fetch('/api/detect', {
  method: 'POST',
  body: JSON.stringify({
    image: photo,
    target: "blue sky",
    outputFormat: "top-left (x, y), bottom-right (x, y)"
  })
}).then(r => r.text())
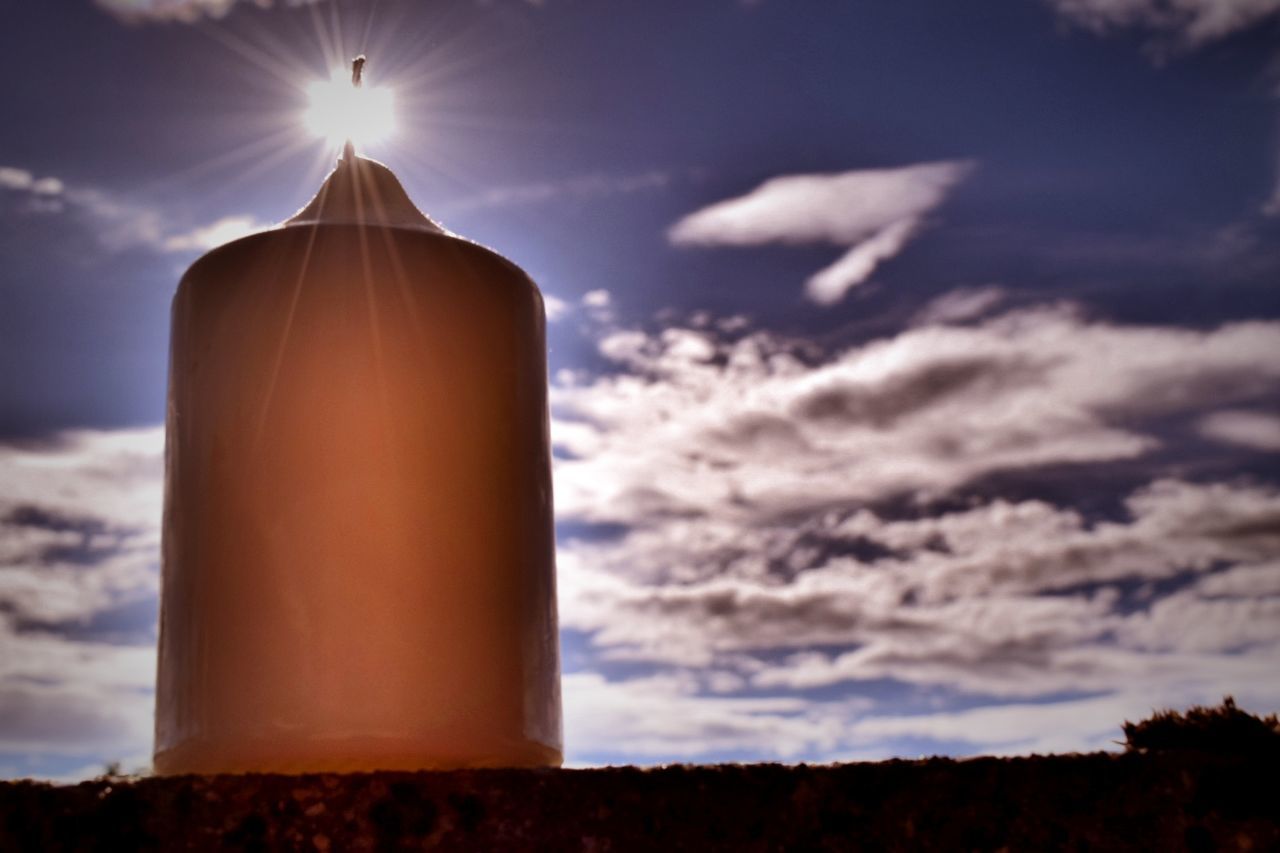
top-left (1, 0), bottom-right (1279, 780)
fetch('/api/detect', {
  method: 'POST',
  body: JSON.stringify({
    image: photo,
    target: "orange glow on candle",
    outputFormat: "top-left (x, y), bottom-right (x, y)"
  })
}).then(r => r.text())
top-left (153, 98), bottom-right (561, 772)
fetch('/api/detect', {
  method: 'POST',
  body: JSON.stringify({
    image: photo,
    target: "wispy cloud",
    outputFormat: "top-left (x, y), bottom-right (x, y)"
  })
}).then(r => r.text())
top-left (446, 171), bottom-right (671, 214)
top-left (0, 164), bottom-right (267, 254)
top-left (912, 285), bottom-right (1007, 326)
top-left (545, 299), bottom-right (1280, 760)
top-left (93, 0), bottom-right (547, 25)
top-left (1198, 409), bottom-right (1280, 451)
top-left (542, 293), bottom-right (571, 322)
top-left (0, 167), bottom-right (64, 197)
top-left (1047, 0), bottom-right (1280, 216)
top-left (162, 215), bottom-right (273, 252)
top-left (1048, 0), bottom-right (1280, 49)
top-left (93, 0), bottom-right (319, 25)
top-left (668, 161), bottom-right (974, 304)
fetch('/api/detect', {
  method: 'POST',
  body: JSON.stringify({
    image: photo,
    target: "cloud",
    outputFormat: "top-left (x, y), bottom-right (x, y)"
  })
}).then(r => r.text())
top-left (554, 462), bottom-right (1280, 757)
top-left (0, 164), bottom-right (266, 254)
top-left (1198, 409), bottom-right (1280, 451)
top-left (93, 0), bottom-right (322, 25)
top-left (546, 300), bottom-right (1280, 760)
top-left (563, 671), bottom-right (862, 761)
top-left (805, 218), bottom-right (921, 305)
top-left (668, 161), bottom-right (974, 304)
top-left (0, 621), bottom-right (155, 759)
top-left (543, 293), bottom-right (570, 322)
top-left (6, 301), bottom-right (1280, 772)
top-left (912, 285), bottom-right (1007, 326)
top-left (553, 302), bottom-right (1280, 525)
top-left (1265, 172), bottom-right (1280, 217)
top-left (1046, 1), bottom-right (1280, 214)
top-left (0, 428), bottom-right (163, 629)
top-left (162, 215), bottom-right (273, 252)
top-left (558, 476), bottom-right (1280, 673)
top-left (0, 168), bottom-right (54, 193)
top-left (447, 171), bottom-right (671, 213)
top-left (1048, 0), bottom-right (1280, 48)
top-left (0, 429), bottom-right (164, 776)
top-left (846, 692), bottom-right (1177, 756)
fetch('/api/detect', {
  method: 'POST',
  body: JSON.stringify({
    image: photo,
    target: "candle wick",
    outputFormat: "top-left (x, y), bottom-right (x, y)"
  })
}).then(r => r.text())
top-left (343, 55), bottom-right (368, 163)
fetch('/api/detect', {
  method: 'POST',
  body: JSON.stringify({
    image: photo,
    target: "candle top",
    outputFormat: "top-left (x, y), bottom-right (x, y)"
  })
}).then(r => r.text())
top-left (285, 154), bottom-right (445, 234)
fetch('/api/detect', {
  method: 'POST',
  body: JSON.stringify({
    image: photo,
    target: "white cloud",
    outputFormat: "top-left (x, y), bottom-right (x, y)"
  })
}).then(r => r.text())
top-left (1198, 409), bottom-right (1280, 451)
top-left (1048, 0), bottom-right (1280, 47)
top-left (0, 168), bottom-right (35, 191)
top-left (542, 293), bottom-right (570, 322)
top-left (668, 161), bottom-right (974, 304)
top-left (0, 167), bottom-right (72, 216)
top-left (162, 215), bottom-right (272, 252)
top-left (31, 177), bottom-right (65, 196)
top-left (668, 162), bottom-right (972, 247)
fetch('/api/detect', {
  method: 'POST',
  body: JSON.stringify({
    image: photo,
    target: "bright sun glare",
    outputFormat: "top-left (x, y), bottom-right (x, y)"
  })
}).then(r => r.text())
top-left (304, 71), bottom-right (396, 150)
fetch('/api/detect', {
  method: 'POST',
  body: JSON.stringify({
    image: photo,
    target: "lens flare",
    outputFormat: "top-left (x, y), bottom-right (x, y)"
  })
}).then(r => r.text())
top-left (304, 72), bottom-right (396, 149)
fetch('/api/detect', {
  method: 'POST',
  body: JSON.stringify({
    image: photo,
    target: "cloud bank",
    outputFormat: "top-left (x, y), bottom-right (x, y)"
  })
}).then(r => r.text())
top-left (668, 161), bottom-right (973, 304)
top-left (4, 297), bottom-right (1280, 774)
top-left (553, 303), bottom-right (1280, 524)
top-left (547, 298), bottom-right (1280, 760)
top-left (0, 430), bottom-right (163, 776)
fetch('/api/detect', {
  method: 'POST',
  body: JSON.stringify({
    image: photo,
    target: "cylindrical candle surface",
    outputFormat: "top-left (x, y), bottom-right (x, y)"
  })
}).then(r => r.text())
top-left (154, 156), bottom-right (561, 774)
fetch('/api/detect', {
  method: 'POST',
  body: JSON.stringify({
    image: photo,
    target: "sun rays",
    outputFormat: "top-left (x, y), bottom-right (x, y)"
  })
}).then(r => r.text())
top-left (129, 0), bottom-right (553, 218)
top-left (304, 70), bottom-right (397, 150)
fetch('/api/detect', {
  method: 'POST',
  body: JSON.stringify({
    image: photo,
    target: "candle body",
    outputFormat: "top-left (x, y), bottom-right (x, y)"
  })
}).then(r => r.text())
top-left (154, 221), bottom-right (561, 774)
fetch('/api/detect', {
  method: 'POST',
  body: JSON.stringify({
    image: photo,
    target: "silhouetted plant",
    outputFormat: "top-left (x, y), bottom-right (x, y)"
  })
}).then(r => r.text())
top-left (1124, 697), bottom-right (1280, 754)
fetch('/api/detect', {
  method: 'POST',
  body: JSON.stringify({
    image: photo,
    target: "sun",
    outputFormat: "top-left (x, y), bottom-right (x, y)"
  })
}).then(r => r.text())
top-left (304, 69), bottom-right (397, 151)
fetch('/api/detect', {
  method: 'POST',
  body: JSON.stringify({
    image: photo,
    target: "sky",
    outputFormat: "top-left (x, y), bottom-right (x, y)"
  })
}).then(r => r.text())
top-left (1, 0), bottom-right (1279, 780)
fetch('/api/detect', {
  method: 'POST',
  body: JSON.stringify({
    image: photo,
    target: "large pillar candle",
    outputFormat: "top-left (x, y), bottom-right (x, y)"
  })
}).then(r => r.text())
top-left (153, 153), bottom-right (562, 774)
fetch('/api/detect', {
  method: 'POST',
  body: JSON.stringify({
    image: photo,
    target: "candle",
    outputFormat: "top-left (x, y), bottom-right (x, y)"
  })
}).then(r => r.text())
top-left (153, 62), bottom-right (562, 774)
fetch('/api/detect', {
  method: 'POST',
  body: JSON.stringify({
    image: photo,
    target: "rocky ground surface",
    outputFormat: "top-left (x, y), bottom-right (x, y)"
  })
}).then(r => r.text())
top-left (1, 751), bottom-right (1277, 851)
top-left (2, 702), bottom-right (1277, 850)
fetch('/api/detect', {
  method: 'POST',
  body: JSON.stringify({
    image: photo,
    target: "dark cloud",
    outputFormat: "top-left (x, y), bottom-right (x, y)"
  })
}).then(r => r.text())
top-left (788, 356), bottom-right (1041, 430)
